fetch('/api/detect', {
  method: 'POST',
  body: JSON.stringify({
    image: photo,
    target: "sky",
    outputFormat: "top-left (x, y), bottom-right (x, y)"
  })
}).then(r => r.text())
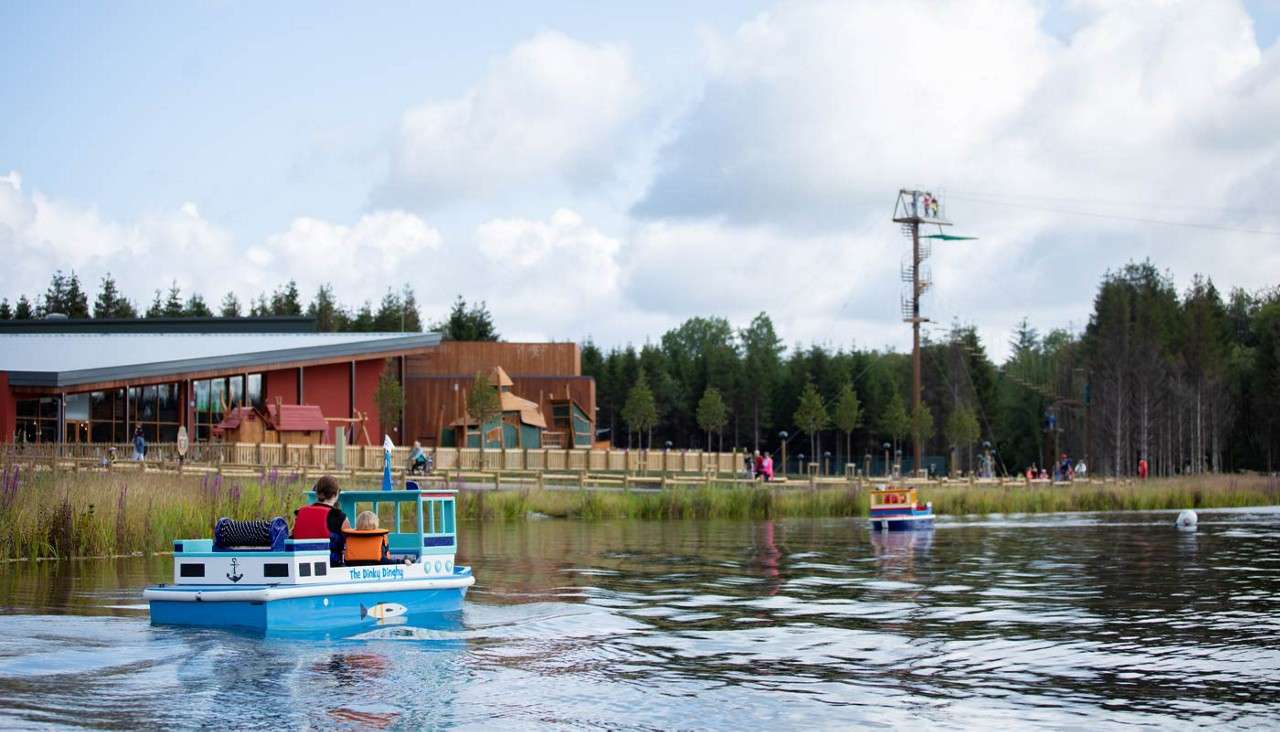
top-left (2, 0), bottom-right (1280, 362)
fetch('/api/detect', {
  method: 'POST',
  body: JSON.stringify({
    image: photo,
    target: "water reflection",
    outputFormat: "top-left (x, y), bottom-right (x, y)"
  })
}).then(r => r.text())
top-left (1, 508), bottom-right (1278, 728)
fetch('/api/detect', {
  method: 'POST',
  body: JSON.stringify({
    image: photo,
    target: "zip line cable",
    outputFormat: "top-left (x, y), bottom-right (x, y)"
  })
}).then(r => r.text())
top-left (948, 192), bottom-right (1280, 237)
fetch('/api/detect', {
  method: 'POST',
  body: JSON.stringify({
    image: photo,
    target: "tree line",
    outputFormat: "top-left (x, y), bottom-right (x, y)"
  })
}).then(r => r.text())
top-left (586, 261), bottom-right (1280, 477)
top-left (0, 270), bottom-right (499, 340)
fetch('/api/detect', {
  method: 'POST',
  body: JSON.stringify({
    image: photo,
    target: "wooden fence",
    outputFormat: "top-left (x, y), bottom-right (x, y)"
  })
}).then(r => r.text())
top-left (1, 442), bottom-right (747, 475)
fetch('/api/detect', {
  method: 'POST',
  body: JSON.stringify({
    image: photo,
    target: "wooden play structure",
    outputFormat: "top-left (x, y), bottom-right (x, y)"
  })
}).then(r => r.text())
top-left (214, 397), bottom-right (332, 446)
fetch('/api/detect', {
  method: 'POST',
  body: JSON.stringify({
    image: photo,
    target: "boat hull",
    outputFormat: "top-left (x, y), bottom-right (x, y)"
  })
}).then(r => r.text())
top-left (146, 569), bottom-right (474, 636)
top-left (869, 511), bottom-right (935, 532)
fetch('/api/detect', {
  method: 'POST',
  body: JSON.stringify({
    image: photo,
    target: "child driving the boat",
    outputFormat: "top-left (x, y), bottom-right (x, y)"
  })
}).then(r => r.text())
top-left (292, 475), bottom-right (350, 566)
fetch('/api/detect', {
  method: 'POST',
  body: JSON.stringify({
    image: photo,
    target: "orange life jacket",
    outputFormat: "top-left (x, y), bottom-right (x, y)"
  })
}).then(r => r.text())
top-left (343, 528), bottom-right (390, 563)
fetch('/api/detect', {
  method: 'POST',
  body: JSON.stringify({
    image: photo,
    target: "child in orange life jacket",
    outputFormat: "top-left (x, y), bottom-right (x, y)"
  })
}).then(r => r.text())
top-left (343, 511), bottom-right (391, 566)
top-left (292, 475), bottom-right (351, 566)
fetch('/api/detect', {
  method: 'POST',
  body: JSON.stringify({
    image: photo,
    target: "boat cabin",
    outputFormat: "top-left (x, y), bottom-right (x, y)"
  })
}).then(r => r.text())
top-left (869, 486), bottom-right (927, 511)
top-left (165, 484), bottom-right (460, 587)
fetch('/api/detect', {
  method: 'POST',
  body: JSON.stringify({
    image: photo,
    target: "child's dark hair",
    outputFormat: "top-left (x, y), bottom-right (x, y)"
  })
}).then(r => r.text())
top-left (314, 475), bottom-right (340, 501)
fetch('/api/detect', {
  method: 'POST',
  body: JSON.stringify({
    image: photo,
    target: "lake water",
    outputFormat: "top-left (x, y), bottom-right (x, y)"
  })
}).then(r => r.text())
top-left (2, 508), bottom-right (1278, 729)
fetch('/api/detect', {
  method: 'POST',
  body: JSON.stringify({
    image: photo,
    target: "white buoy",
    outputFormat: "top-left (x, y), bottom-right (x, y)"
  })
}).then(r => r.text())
top-left (1175, 509), bottom-right (1198, 530)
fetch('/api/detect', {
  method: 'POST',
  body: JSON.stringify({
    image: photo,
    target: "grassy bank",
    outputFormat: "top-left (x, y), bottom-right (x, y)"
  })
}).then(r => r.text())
top-left (462, 475), bottom-right (1279, 521)
top-left (1, 463), bottom-right (1275, 560)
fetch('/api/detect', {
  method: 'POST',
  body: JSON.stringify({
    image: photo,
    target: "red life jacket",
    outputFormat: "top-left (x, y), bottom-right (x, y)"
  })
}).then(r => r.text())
top-left (293, 504), bottom-right (332, 539)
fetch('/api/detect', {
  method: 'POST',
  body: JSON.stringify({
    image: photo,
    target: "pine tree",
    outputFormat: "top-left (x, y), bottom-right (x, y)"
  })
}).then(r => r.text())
top-left (0, 299), bottom-right (11, 320)
top-left (94, 273), bottom-right (136, 318)
top-left (351, 301), bottom-right (375, 332)
top-left (184, 293), bottom-right (212, 317)
top-left (14, 295), bottom-right (33, 319)
top-left (249, 293), bottom-right (271, 317)
top-left (63, 271), bottom-right (89, 317)
top-left (696, 387), bottom-right (729, 451)
top-left (145, 290), bottom-right (165, 318)
top-left (219, 292), bottom-right (242, 318)
top-left (434, 296), bottom-right (498, 341)
top-left (740, 312), bottom-right (784, 449)
top-left (373, 289), bottom-right (404, 331)
top-left (270, 281), bottom-right (302, 316)
top-left (162, 281), bottom-right (184, 317)
top-left (622, 368), bottom-right (659, 449)
top-left (307, 284), bottom-right (340, 331)
top-left (40, 270), bottom-right (68, 317)
top-left (793, 381), bottom-right (829, 461)
top-left (833, 383), bottom-right (862, 468)
top-left (400, 284), bottom-right (422, 332)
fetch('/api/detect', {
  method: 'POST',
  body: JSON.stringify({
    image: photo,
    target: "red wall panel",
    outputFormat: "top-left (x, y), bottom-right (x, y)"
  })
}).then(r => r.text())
top-left (354, 358), bottom-right (388, 446)
top-left (264, 368), bottom-right (298, 407)
top-left (0, 373), bottom-right (15, 444)
top-left (302, 362), bottom-right (350, 444)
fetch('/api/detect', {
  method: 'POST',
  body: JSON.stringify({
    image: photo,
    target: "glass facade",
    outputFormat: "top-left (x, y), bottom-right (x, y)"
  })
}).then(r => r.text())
top-left (11, 371), bottom-right (263, 444)
top-left (15, 397), bottom-right (59, 444)
top-left (192, 372), bottom-right (263, 442)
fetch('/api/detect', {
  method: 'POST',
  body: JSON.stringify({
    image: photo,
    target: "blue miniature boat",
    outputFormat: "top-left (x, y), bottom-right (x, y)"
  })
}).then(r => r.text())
top-left (145, 485), bottom-right (474, 636)
top-left (868, 485), bottom-right (934, 531)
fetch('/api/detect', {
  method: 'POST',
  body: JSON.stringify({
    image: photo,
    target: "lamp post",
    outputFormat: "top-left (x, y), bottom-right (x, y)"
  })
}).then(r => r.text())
top-left (778, 431), bottom-right (788, 477)
top-left (798, 453), bottom-right (805, 476)
top-left (895, 448), bottom-right (903, 479)
top-left (882, 442), bottom-right (891, 478)
top-left (823, 451), bottom-right (831, 476)
top-left (665, 440), bottom-right (673, 477)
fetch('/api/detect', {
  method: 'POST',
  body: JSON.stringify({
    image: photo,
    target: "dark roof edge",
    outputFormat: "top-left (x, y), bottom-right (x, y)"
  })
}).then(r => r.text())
top-left (7, 333), bottom-right (442, 388)
top-left (0, 316), bottom-right (318, 334)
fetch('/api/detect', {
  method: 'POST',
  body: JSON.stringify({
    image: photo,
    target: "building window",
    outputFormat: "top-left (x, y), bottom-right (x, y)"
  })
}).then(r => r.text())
top-left (191, 373), bottom-right (262, 442)
top-left (14, 396), bottom-right (59, 443)
top-left (247, 373), bottom-right (263, 410)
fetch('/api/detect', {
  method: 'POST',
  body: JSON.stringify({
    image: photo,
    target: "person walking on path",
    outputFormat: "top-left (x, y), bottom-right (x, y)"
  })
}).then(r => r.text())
top-left (1138, 457), bottom-right (1149, 480)
top-left (132, 427), bottom-right (146, 461)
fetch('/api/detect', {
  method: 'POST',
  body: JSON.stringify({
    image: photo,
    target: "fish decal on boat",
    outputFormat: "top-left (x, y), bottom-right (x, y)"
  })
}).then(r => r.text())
top-left (360, 602), bottom-right (408, 621)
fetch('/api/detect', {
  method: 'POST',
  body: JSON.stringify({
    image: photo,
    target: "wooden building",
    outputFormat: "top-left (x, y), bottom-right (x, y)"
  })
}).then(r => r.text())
top-left (404, 342), bottom-right (595, 449)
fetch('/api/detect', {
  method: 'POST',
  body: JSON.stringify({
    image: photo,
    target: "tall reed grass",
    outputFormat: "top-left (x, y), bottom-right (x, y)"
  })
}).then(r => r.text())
top-left (1, 462), bottom-right (1275, 560)
top-left (0, 464), bottom-right (307, 561)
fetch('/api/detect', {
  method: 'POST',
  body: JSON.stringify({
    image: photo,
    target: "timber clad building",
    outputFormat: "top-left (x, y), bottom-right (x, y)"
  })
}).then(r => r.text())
top-left (0, 318), bottom-right (594, 449)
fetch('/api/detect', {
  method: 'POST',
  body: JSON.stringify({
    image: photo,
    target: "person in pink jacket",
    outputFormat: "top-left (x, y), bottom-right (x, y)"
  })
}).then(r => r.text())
top-left (761, 454), bottom-right (774, 481)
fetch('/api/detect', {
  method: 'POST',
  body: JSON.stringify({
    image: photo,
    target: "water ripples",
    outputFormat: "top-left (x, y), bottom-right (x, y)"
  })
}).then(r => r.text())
top-left (1, 507), bottom-right (1278, 728)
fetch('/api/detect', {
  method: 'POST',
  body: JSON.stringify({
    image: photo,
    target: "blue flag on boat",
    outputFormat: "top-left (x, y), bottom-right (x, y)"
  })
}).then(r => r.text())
top-left (382, 434), bottom-right (394, 491)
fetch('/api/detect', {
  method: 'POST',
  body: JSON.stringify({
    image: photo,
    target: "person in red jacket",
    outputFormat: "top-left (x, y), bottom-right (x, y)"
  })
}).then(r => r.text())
top-left (1137, 458), bottom-right (1149, 480)
top-left (293, 475), bottom-right (351, 565)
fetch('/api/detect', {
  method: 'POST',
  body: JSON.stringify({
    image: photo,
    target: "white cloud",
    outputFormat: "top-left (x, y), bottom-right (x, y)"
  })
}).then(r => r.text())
top-left (630, 0), bottom-right (1280, 358)
top-left (378, 31), bottom-right (643, 206)
top-left (0, 175), bottom-right (240, 309)
top-left (255, 211), bottom-right (442, 304)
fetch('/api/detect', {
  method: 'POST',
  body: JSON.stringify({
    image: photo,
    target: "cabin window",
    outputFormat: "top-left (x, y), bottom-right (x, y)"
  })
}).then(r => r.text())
top-left (377, 502), bottom-right (396, 531)
top-left (263, 563), bottom-right (289, 578)
top-left (399, 501), bottom-right (419, 534)
top-left (424, 499), bottom-right (456, 536)
top-left (180, 563), bottom-right (205, 577)
top-left (299, 562), bottom-right (311, 577)
top-left (314, 562), bottom-right (327, 576)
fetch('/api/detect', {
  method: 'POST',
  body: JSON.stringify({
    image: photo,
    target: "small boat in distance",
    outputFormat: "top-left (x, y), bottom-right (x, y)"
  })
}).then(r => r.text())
top-left (868, 485), bottom-right (934, 531)
top-left (144, 484), bottom-right (474, 636)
